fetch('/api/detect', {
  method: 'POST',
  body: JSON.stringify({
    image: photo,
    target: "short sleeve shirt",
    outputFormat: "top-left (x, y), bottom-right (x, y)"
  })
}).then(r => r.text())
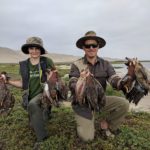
top-left (28, 57), bottom-right (54, 100)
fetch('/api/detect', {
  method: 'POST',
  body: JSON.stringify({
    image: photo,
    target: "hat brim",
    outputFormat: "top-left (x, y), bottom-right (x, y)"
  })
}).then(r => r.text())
top-left (21, 44), bottom-right (46, 55)
top-left (76, 36), bottom-right (106, 49)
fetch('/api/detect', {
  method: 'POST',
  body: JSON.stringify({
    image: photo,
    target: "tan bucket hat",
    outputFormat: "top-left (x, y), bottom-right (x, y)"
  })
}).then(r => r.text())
top-left (21, 37), bottom-right (46, 55)
top-left (76, 31), bottom-right (106, 49)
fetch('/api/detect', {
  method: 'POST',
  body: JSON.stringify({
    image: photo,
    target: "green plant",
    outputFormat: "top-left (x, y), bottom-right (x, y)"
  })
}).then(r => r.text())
top-left (0, 64), bottom-right (150, 150)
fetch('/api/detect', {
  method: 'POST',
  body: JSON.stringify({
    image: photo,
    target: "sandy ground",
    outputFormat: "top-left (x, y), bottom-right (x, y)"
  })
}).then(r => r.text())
top-left (62, 94), bottom-right (150, 113)
top-left (129, 94), bottom-right (150, 112)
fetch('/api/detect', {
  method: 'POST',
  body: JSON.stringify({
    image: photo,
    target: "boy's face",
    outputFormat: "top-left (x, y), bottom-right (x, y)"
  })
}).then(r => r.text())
top-left (28, 47), bottom-right (41, 58)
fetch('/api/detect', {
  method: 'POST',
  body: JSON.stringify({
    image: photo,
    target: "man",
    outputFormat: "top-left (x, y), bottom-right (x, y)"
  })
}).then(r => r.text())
top-left (1, 37), bottom-right (55, 143)
top-left (69, 31), bottom-right (130, 141)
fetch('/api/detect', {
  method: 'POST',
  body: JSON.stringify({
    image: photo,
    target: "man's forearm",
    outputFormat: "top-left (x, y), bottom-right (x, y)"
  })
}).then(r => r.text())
top-left (108, 74), bottom-right (122, 90)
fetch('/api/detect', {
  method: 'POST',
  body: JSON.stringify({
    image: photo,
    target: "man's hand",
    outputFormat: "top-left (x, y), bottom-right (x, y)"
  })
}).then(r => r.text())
top-left (119, 75), bottom-right (133, 93)
top-left (80, 69), bottom-right (93, 78)
top-left (46, 69), bottom-right (58, 83)
top-left (125, 57), bottom-right (137, 79)
top-left (118, 57), bottom-right (138, 93)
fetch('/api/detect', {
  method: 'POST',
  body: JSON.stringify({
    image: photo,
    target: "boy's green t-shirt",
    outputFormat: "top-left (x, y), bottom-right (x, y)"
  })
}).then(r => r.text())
top-left (28, 57), bottom-right (54, 100)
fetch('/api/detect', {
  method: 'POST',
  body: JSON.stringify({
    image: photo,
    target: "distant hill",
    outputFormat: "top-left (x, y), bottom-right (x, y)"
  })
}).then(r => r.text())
top-left (0, 47), bottom-right (122, 64)
top-left (0, 47), bottom-right (80, 64)
top-left (0, 47), bottom-right (24, 63)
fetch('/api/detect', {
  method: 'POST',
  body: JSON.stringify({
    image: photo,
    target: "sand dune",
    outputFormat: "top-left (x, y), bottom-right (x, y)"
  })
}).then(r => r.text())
top-left (0, 47), bottom-right (26, 63)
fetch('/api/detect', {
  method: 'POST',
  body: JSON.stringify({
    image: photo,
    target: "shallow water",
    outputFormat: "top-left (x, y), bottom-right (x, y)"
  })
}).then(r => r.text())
top-left (141, 62), bottom-right (150, 69)
top-left (114, 62), bottom-right (150, 77)
top-left (113, 62), bottom-right (150, 69)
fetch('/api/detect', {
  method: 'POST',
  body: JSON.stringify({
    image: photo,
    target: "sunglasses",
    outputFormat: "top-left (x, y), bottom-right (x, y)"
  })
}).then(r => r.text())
top-left (84, 44), bottom-right (98, 49)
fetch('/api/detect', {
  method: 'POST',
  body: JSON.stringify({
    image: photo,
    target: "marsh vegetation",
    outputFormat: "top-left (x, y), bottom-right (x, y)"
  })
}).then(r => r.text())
top-left (0, 64), bottom-right (150, 150)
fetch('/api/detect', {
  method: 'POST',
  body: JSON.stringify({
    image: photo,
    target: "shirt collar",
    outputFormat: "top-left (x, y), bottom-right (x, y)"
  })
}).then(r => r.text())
top-left (83, 55), bottom-right (101, 64)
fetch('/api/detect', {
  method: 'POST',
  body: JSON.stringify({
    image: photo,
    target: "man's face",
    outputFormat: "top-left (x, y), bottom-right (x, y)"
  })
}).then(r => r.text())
top-left (28, 47), bottom-right (41, 58)
top-left (83, 40), bottom-right (99, 58)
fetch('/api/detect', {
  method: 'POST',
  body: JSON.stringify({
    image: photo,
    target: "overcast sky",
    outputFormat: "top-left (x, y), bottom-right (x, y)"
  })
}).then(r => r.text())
top-left (0, 0), bottom-right (150, 60)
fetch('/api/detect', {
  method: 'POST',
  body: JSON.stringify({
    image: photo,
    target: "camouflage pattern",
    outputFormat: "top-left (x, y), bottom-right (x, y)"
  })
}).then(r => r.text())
top-left (26, 37), bottom-right (43, 46)
top-left (0, 72), bottom-right (15, 116)
top-left (21, 36), bottom-right (46, 54)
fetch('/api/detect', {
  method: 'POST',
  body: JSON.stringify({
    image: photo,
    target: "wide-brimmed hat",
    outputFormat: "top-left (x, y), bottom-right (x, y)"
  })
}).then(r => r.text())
top-left (21, 37), bottom-right (46, 55)
top-left (76, 31), bottom-right (106, 49)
